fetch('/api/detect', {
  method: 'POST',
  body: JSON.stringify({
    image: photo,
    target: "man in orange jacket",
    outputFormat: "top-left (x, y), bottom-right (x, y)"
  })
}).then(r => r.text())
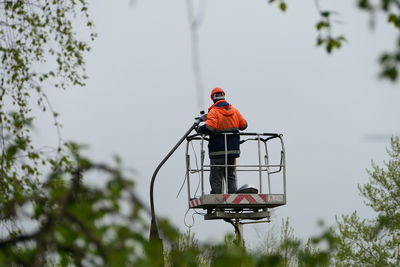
top-left (197, 87), bottom-right (248, 194)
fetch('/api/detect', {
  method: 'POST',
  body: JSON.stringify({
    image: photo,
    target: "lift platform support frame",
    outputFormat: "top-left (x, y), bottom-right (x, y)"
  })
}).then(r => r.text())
top-left (185, 132), bottom-right (286, 245)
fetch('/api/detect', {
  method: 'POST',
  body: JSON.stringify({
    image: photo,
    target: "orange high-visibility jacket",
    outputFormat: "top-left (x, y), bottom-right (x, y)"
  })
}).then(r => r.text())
top-left (197, 100), bottom-right (247, 158)
top-left (205, 100), bottom-right (247, 132)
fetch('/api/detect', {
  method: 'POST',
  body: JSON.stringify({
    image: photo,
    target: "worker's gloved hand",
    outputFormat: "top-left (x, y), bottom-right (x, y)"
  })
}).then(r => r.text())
top-left (200, 113), bottom-right (207, 122)
top-left (199, 110), bottom-right (207, 122)
top-left (195, 110), bottom-right (207, 123)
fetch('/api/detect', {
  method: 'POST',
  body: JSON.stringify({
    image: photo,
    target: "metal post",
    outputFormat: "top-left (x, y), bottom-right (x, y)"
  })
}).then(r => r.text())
top-left (224, 133), bottom-right (228, 194)
top-left (280, 135), bottom-right (287, 199)
top-left (265, 142), bottom-right (272, 194)
top-left (257, 135), bottom-right (262, 193)
top-left (200, 135), bottom-right (205, 196)
top-left (224, 219), bottom-right (245, 248)
top-left (235, 220), bottom-right (244, 248)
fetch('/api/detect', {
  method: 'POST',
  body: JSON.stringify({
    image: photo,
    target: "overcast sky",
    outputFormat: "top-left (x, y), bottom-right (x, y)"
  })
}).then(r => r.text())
top-left (35, 0), bottom-right (400, 248)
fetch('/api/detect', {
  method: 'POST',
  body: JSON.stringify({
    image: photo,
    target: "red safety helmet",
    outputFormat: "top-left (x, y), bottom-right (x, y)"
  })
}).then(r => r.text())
top-left (210, 87), bottom-right (225, 101)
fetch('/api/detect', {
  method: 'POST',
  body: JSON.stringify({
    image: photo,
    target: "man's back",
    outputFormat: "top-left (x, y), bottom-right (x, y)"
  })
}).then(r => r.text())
top-left (197, 97), bottom-right (247, 159)
top-left (205, 100), bottom-right (247, 132)
top-left (196, 87), bottom-right (248, 193)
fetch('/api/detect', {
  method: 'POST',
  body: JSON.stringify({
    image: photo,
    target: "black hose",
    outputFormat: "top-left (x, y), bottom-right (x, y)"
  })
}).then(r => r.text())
top-left (149, 119), bottom-right (201, 243)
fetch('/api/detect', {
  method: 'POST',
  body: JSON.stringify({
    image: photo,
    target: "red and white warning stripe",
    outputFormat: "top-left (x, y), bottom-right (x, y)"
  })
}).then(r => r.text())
top-left (189, 198), bottom-right (202, 208)
top-left (223, 194), bottom-right (267, 204)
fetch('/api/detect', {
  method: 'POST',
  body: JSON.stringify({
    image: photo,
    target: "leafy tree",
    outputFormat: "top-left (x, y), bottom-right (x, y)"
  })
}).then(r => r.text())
top-left (0, 1), bottom-right (156, 265)
top-left (0, 0), bottom-right (95, 238)
top-left (0, 144), bottom-right (151, 266)
top-left (336, 136), bottom-right (400, 266)
top-left (253, 218), bottom-right (339, 267)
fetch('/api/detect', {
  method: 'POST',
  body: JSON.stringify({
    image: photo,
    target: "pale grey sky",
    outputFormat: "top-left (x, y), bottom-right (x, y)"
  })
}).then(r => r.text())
top-left (36, 0), bottom-right (400, 247)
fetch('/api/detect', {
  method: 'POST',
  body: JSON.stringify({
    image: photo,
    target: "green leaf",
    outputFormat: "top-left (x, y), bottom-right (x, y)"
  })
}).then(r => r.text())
top-left (279, 2), bottom-right (287, 12)
top-left (6, 145), bottom-right (18, 160)
top-left (388, 14), bottom-right (400, 29)
top-left (358, 0), bottom-right (371, 9)
top-left (316, 21), bottom-right (330, 30)
top-left (379, 53), bottom-right (390, 64)
top-left (78, 157), bottom-right (92, 169)
top-left (326, 42), bottom-right (333, 53)
top-left (321, 11), bottom-right (330, 18)
top-left (381, 67), bottom-right (398, 81)
top-left (316, 37), bottom-right (325, 46)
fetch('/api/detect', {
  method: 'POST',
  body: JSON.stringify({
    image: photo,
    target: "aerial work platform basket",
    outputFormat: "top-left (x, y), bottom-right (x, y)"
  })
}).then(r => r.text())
top-left (185, 132), bottom-right (286, 221)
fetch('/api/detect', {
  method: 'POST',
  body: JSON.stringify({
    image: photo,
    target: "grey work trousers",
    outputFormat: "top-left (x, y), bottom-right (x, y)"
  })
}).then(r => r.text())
top-left (209, 158), bottom-right (237, 194)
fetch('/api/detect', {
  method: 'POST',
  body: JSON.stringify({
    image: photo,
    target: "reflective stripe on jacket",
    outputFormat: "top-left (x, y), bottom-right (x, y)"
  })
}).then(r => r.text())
top-left (197, 100), bottom-right (247, 159)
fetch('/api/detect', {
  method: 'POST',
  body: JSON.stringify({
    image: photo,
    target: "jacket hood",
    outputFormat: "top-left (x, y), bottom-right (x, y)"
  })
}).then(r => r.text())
top-left (209, 100), bottom-right (234, 116)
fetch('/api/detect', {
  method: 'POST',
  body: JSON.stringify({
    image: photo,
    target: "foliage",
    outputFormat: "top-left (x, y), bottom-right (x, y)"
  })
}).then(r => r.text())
top-left (252, 218), bottom-right (339, 267)
top-left (315, 10), bottom-right (346, 54)
top-left (0, 0), bottom-right (95, 239)
top-left (321, 0), bottom-right (400, 81)
top-left (0, 143), bottom-right (171, 266)
top-left (336, 136), bottom-right (400, 266)
top-left (268, 0), bottom-right (287, 13)
top-left (356, 0), bottom-right (400, 81)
